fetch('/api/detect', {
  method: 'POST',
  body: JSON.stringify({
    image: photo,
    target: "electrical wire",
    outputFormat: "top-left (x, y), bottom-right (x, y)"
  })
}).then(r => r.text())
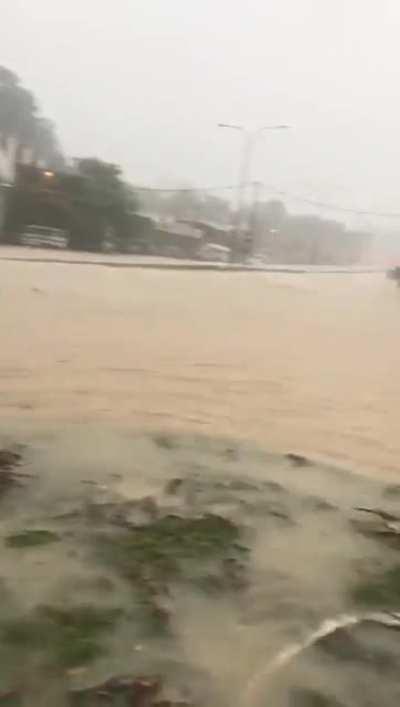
top-left (132, 182), bottom-right (400, 219)
top-left (262, 185), bottom-right (400, 219)
top-left (132, 184), bottom-right (239, 193)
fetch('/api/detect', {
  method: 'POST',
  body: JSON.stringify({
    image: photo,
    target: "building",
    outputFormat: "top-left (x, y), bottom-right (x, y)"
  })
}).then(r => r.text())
top-left (258, 215), bottom-right (372, 266)
top-left (0, 186), bottom-right (7, 237)
top-left (0, 134), bottom-right (56, 240)
top-left (150, 221), bottom-right (204, 259)
top-left (177, 219), bottom-right (233, 248)
top-left (0, 135), bottom-right (17, 238)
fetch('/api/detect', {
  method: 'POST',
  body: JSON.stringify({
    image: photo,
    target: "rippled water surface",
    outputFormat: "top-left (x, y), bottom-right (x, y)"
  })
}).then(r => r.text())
top-left (1, 258), bottom-right (399, 475)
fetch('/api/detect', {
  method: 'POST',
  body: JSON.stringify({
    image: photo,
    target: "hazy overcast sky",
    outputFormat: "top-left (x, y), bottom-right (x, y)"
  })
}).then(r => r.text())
top-left (3, 0), bottom-right (400, 227)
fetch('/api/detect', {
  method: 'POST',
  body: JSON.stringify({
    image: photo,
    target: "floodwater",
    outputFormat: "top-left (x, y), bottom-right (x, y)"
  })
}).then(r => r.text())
top-left (1, 255), bottom-right (399, 476)
top-left (1, 254), bottom-right (400, 705)
top-left (0, 427), bottom-right (399, 706)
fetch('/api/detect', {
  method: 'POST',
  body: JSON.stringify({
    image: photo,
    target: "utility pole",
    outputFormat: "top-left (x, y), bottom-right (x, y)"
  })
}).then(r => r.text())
top-left (218, 123), bottom-right (290, 262)
top-left (249, 180), bottom-right (263, 258)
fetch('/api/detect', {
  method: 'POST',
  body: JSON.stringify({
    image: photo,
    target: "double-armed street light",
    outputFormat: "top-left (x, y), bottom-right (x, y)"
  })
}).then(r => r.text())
top-left (218, 123), bottom-right (290, 260)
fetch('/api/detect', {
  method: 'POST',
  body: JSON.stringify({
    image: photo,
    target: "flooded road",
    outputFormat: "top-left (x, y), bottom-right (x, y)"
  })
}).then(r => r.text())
top-left (1, 256), bottom-right (399, 476)
top-left (1, 255), bottom-right (400, 705)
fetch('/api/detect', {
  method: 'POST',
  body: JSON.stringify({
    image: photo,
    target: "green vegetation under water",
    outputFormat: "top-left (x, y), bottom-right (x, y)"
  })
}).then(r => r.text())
top-left (1, 439), bottom-right (400, 706)
top-left (0, 605), bottom-right (122, 670)
top-left (351, 565), bottom-right (400, 608)
top-left (5, 529), bottom-right (60, 548)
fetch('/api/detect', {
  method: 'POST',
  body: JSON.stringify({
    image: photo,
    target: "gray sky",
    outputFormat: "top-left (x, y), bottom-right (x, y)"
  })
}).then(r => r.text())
top-left (3, 0), bottom-right (400, 227)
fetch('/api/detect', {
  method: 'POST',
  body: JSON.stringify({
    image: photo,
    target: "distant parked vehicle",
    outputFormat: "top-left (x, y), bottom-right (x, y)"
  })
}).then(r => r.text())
top-left (246, 255), bottom-right (266, 267)
top-left (19, 225), bottom-right (68, 250)
top-left (198, 243), bottom-right (230, 263)
top-left (387, 266), bottom-right (400, 286)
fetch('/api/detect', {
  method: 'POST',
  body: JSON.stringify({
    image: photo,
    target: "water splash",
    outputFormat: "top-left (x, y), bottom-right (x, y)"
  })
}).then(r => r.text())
top-left (241, 611), bottom-right (400, 706)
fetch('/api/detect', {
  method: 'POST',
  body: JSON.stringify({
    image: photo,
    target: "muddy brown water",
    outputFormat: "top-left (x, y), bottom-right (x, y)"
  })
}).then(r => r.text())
top-left (0, 429), bottom-right (399, 707)
top-left (1, 258), bottom-right (400, 704)
top-left (1, 259), bottom-right (400, 476)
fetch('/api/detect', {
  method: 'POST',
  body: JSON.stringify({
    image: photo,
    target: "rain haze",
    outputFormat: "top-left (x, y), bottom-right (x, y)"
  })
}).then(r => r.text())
top-left (2, 0), bottom-right (400, 219)
top-left (2, 3), bottom-right (400, 707)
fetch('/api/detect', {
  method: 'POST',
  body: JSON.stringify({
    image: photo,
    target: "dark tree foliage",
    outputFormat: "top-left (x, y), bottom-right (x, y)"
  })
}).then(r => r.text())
top-left (5, 160), bottom-right (140, 253)
top-left (0, 66), bottom-right (64, 170)
top-left (68, 159), bottom-right (139, 251)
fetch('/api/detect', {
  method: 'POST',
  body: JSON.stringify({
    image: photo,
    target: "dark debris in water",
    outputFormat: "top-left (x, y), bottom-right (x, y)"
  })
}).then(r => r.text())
top-left (0, 450), bottom-right (28, 499)
top-left (0, 675), bottom-right (193, 707)
top-left (302, 496), bottom-right (336, 512)
top-left (352, 507), bottom-right (400, 546)
top-left (165, 478), bottom-right (184, 496)
top-left (223, 446), bottom-right (239, 462)
top-left (0, 451), bottom-right (21, 471)
top-left (152, 435), bottom-right (178, 451)
top-left (162, 473), bottom-right (293, 524)
top-left (70, 675), bottom-right (163, 707)
top-left (289, 687), bottom-right (348, 707)
top-left (285, 453), bottom-right (312, 467)
top-left (354, 506), bottom-right (399, 522)
top-left (263, 479), bottom-right (285, 494)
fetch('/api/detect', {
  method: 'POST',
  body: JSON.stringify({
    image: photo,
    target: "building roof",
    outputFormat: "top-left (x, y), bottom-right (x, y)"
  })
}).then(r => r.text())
top-left (178, 218), bottom-right (232, 233)
top-left (156, 222), bottom-right (203, 239)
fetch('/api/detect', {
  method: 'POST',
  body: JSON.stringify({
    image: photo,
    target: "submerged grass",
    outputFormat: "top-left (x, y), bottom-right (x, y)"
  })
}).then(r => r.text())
top-left (351, 565), bottom-right (400, 608)
top-left (2, 438), bottom-right (399, 706)
top-left (5, 530), bottom-right (60, 548)
top-left (0, 605), bottom-right (123, 670)
top-left (94, 513), bottom-right (248, 634)
top-left (96, 513), bottom-right (246, 581)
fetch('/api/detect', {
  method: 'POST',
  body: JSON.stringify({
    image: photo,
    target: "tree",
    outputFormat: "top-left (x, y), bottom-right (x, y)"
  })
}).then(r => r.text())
top-left (0, 67), bottom-right (37, 145)
top-left (3, 164), bottom-right (74, 243)
top-left (34, 118), bottom-right (64, 171)
top-left (68, 159), bottom-right (139, 252)
top-left (4, 159), bottom-right (140, 253)
top-left (0, 66), bottom-right (64, 169)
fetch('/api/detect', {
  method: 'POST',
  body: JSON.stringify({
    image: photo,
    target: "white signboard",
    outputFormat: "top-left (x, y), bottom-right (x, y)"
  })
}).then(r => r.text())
top-left (0, 135), bottom-right (18, 186)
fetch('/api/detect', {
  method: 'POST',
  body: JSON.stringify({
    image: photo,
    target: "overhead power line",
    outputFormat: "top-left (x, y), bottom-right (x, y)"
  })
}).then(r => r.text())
top-left (133, 184), bottom-right (240, 193)
top-left (132, 182), bottom-right (400, 219)
top-left (262, 185), bottom-right (400, 219)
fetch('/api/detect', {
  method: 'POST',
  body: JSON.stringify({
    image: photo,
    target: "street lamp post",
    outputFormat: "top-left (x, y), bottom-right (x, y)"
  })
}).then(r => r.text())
top-left (218, 123), bottom-right (290, 261)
